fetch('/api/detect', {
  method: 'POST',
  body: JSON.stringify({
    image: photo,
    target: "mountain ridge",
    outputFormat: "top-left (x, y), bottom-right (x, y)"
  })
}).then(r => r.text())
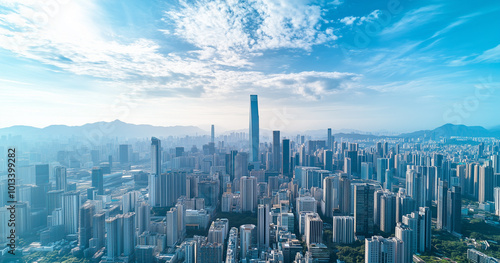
top-left (0, 121), bottom-right (498, 139)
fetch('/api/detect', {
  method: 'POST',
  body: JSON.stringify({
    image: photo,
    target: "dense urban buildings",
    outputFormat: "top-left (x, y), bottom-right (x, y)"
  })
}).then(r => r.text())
top-left (1, 94), bottom-right (500, 263)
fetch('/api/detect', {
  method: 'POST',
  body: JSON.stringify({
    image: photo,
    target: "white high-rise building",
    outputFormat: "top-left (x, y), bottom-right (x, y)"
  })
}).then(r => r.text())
top-left (296, 195), bottom-right (317, 216)
top-left (495, 187), bottom-right (500, 217)
top-left (365, 236), bottom-right (403, 263)
top-left (332, 216), bottom-right (355, 244)
top-left (166, 207), bottom-right (178, 247)
top-left (240, 176), bottom-right (257, 213)
top-left (305, 213), bottom-right (323, 246)
top-left (240, 224), bottom-right (256, 260)
top-left (395, 222), bottom-right (413, 263)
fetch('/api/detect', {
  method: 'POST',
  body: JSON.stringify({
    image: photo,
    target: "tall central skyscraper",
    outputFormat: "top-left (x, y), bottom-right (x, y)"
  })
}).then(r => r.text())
top-left (150, 137), bottom-right (162, 207)
top-left (249, 95), bottom-right (259, 163)
top-left (211, 124), bottom-right (215, 143)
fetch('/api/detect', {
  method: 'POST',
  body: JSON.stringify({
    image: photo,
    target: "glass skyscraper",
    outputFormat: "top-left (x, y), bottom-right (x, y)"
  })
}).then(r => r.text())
top-left (249, 95), bottom-right (259, 163)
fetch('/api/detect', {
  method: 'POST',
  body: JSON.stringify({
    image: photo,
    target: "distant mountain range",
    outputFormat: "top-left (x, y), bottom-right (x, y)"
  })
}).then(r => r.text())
top-left (0, 121), bottom-right (499, 140)
top-left (399, 123), bottom-right (499, 138)
top-left (0, 120), bottom-right (208, 139)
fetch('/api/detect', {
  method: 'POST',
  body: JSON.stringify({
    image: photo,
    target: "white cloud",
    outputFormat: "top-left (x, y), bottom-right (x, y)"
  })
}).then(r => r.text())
top-left (0, 0), bottom-right (359, 102)
top-left (340, 16), bottom-right (357, 26)
top-left (164, 0), bottom-right (338, 67)
top-left (474, 44), bottom-right (500, 63)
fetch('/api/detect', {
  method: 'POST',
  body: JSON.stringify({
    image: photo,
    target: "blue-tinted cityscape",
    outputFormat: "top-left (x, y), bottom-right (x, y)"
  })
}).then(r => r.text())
top-left (1, 0), bottom-right (500, 263)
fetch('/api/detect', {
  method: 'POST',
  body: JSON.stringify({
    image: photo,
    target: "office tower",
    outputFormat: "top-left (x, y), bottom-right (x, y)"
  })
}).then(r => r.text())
top-left (339, 175), bottom-right (351, 215)
top-left (418, 207), bottom-right (431, 252)
top-left (211, 124), bottom-right (215, 143)
top-left (208, 219), bottom-right (228, 244)
top-left (234, 152), bottom-right (249, 187)
top-left (149, 173), bottom-right (160, 207)
top-left (479, 165), bottom-right (494, 203)
top-left (249, 95), bottom-right (260, 163)
top-left (91, 167), bottom-right (104, 195)
top-left (383, 142), bottom-right (389, 157)
top-left (380, 192), bottom-right (396, 234)
top-left (137, 201), bottom-right (151, 235)
top-left (323, 150), bottom-right (333, 172)
top-left (322, 176), bottom-right (336, 218)
top-left (135, 245), bottom-right (155, 263)
top-left (297, 195), bottom-right (317, 215)
top-left (55, 166), bottom-right (67, 192)
top-left (396, 191), bottom-right (415, 223)
top-left (385, 168), bottom-right (395, 190)
top-left (470, 163), bottom-right (480, 199)
top-left (119, 144), bottom-right (129, 164)
top-left (407, 169), bottom-right (425, 208)
top-left (240, 224), bottom-right (256, 260)
top-left (198, 241), bottom-right (223, 263)
top-left (176, 203), bottom-right (186, 239)
top-left (402, 212), bottom-right (418, 255)
top-left (123, 212), bottom-right (136, 256)
top-left (47, 189), bottom-right (64, 216)
top-left (15, 202), bottom-right (31, 236)
top-left (344, 157), bottom-right (352, 176)
top-left (258, 204), bottom-right (270, 249)
top-left (282, 139), bottom-right (291, 176)
top-left (377, 158), bottom-right (388, 185)
top-left (332, 216), bottom-right (355, 244)
top-left (305, 213), bottom-right (323, 246)
top-left (354, 183), bottom-right (375, 236)
top-left (91, 212), bottom-right (105, 250)
top-left (175, 146), bottom-right (184, 157)
top-left (447, 186), bottom-right (462, 234)
top-left (361, 162), bottom-right (373, 180)
top-left (374, 190), bottom-right (384, 227)
top-left (151, 137), bottom-right (161, 175)
top-left (395, 223), bottom-right (413, 263)
top-left (365, 236), bottom-right (403, 263)
top-left (425, 166), bottom-right (437, 205)
top-left (108, 155), bottom-right (113, 171)
top-left (495, 187), bottom-right (500, 217)
top-left (166, 208), bottom-right (178, 247)
top-left (437, 180), bottom-right (448, 230)
top-left (62, 191), bottom-right (80, 234)
top-left (327, 128), bottom-right (333, 150)
top-left (240, 176), bottom-right (258, 212)
top-left (161, 171), bottom-right (187, 207)
top-left (106, 215), bottom-right (122, 260)
top-left (272, 131), bottom-right (281, 172)
top-left (78, 202), bottom-right (94, 249)
top-left (198, 180), bottom-right (218, 207)
top-left (36, 164), bottom-right (50, 186)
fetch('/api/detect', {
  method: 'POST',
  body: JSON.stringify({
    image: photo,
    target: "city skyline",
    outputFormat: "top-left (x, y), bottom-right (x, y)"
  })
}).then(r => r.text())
top-left (1, 0), bottom-right (499, 132)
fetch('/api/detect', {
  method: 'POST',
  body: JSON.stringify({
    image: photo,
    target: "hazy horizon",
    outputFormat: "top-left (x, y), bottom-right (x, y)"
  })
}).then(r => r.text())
top-left (1, 1), bottom-right (499, 132)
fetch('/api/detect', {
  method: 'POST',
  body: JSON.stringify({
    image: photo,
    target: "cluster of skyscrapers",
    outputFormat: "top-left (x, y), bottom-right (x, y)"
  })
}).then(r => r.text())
top-left (1, 94), bottom-right (500, 263)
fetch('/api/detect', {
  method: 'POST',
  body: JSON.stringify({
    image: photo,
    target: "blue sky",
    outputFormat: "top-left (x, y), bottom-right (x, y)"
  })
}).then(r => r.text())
top-left (0, 0), bottom-right (499, 133)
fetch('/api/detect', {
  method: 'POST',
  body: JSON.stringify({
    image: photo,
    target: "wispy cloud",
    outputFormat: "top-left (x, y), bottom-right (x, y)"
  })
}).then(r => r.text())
top-left (430, 20), bottom-right (465, 39)
top-left (381, 5), bottom-right (442, 36)
top-left (474, 44), bottom-right (500, 63)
